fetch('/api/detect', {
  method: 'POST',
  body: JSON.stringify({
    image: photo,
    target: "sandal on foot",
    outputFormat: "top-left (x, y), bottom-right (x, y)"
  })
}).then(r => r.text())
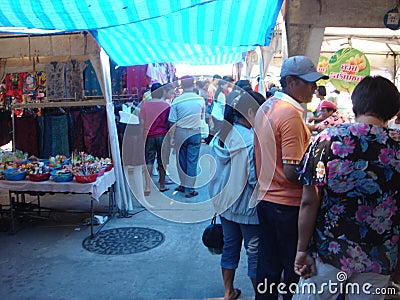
top-left (185, 191), bottom-right (198, 198)
top-left (229, 288), bottom-right (241, 300)
top-left (144, 191), bottom-right (150, 196)
top-left (174, 186), bottom-right (185, 192)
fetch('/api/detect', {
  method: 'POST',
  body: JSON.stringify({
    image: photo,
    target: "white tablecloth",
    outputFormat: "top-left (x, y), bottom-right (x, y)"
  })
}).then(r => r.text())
top-left (0, 169), bottom-right (115, 201)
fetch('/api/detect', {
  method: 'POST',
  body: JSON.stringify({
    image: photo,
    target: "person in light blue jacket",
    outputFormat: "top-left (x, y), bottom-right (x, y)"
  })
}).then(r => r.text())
top-left (209, 90), bottom-right (266, 300)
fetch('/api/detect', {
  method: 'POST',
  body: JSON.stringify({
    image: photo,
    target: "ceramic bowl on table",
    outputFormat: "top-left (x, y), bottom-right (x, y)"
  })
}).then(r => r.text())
top-left (28, 172), bottom-right (51, 182)
top-left (51, 170), bottom-right (73, 182)
top-left (74, 173), bottom-right (98, 183)
top-left (4, 168), bottom-right (27, 181)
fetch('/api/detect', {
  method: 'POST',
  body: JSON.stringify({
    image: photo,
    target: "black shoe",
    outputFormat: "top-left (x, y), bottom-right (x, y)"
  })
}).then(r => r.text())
top-left (174, 186), bottom-right (185, 192)
top-left (185, 191), bottom-right (198, 198)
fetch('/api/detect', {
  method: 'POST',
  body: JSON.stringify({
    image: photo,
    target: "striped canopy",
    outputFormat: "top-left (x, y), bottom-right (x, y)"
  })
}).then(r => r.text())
top-left (0, 0), bottom-right (283, 65)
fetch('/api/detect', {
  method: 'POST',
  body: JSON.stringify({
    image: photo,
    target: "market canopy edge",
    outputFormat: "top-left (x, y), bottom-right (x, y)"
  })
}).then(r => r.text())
top-left (0, 0), bottom-right (283, 65)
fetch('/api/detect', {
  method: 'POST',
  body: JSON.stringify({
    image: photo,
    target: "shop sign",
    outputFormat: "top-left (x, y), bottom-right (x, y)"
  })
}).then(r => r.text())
top-left (327, 48), bottom-right (370, 93)
top-left (317, 55), bottom-right (330, 86)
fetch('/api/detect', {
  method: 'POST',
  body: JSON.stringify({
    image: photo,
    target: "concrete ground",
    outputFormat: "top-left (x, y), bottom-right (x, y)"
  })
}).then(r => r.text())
top-left (0, 193), bottom-right (256, 300)
top-left (2, 141), bottom-right (398, 300)
top-left (0, 143), bottom-right (256, 300)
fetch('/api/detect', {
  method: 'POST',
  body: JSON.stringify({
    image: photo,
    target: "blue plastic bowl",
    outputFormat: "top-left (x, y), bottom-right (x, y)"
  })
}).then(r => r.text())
top-left (38, 158), bottom-right (50, 165)
top-left (3, 168), bottom-right (27, 181)
top-left (51, 170), bottom-right (73, 182)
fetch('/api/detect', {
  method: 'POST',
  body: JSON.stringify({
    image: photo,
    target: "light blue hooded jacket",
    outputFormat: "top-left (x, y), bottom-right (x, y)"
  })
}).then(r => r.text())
top-left (208, 123), bottom-right (259, 224)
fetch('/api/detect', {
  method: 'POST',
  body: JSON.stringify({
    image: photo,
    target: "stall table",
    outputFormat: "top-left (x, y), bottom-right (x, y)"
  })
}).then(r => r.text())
top-left (0, 169), bottom-right (116, 237)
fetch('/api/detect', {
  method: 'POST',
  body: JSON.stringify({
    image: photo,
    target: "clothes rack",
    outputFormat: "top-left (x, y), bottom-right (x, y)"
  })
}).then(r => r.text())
top-left (10, 98), bottom-right (106, 152)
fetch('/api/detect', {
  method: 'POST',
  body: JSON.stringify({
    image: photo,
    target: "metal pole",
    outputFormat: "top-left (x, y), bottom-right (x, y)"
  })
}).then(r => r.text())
top-left (11, 109), bottom-right (15, 152)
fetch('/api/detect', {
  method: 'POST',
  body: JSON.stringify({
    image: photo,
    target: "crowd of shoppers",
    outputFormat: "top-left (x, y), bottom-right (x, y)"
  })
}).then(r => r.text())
top-left (122, 58), bottom-right (400, 300)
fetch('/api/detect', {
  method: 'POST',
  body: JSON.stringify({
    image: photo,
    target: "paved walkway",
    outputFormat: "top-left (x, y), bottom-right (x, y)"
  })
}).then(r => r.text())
top-left (0, 143), bottom-right (256, 299)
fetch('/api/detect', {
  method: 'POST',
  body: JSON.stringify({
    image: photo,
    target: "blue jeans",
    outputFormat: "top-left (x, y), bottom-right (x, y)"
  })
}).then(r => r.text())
top-left (256, 201), bottom-right (300, 300)
top-left (174, 127), bottom-right (201, 193)
top-left (220, 217), bottom-right (260, 279)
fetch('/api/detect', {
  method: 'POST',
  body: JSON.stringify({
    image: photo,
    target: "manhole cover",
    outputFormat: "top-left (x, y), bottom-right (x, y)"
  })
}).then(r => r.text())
top-left (82, 227), bottom-right (164, 255)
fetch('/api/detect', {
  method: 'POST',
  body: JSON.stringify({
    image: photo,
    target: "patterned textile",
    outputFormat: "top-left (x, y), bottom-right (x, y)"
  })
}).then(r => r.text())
top-left (83, 60), bottom-right (102, 96)
top-left (65, 60), bottom-right (86, 99)
top-left (126, 65), bottom-right (148, 101)
top-left (315, 110), bottom-right (349, 132)
top-left (298, 123), bottom-right (400, 275)
top-left (4, 73), bottom-right (23, 96)
top-left (146, 63), bottom-right (177, 86)
top-left (38, 114), bottom-right (70, 158)
top-left (22, 72), bottom-right (37, 94)
top-left (45, 62), bottom-right (65, 99)
top-left (110, 61), bottom-right (127, 95)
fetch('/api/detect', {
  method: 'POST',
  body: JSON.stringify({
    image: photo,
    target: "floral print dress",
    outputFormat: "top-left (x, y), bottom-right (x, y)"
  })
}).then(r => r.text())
top-left (298, 123), bottom-right (400, 275)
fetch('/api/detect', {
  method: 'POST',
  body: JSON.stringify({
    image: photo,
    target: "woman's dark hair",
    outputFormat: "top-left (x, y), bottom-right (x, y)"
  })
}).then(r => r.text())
top-left (351, 76), bottom-right (400, 122)
top-left (218, 91), bottom-right (266, 146)
top-left (317, 86), bottom-right (326, 97)
top-left (151, 83), bottom-right (163, 99)
top-left (235, 80), bottom-right (252, 91)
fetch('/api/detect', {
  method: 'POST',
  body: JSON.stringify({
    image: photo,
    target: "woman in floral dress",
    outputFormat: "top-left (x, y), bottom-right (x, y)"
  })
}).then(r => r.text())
top-left (294, 76), bottom-right (400, 300)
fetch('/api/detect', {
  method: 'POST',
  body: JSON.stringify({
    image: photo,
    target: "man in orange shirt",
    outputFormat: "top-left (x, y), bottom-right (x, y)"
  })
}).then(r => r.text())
top-left (254, 56), bottom-right (328, 299)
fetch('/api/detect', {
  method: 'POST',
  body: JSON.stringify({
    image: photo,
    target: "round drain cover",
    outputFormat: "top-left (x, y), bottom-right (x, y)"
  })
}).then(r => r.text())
top-left (82, 227), bottom-right (164, 255)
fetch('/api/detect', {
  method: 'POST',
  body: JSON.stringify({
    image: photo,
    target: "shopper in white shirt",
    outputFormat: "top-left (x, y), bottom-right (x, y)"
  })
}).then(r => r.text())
top-left (211, 79), bottom-right (229, 136)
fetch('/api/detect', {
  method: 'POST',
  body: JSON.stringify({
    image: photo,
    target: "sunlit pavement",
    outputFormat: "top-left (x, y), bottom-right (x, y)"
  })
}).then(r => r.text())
top-left (0, 143), bottom-right (256, 299)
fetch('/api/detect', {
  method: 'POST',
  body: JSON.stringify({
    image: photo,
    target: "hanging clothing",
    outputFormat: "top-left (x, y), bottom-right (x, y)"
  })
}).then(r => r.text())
top-left (38, 114), bottom-right (70, 158)
top-left (70, 110), bottom-right (86, 152)
top-left (110, 61), bottom-right (127, 95)
top-left (14, 114), bottom-right (39, 157)
top-left (65, 60), bottom-right (86, 99)
top-left (45, 62), bottom-right (65, 99)
top-left (0, 110), bottom-right (11, 146)
top-left (36, 71), bottom-right (46, 95)
top-left (80, 107), bottom-right (108, 158)
top-left (146, 63), bottom-right (168, 85)
top-left (83, 60), bottom-right (102, 96)
top-left (5, 73), bottom-right (23, 97)
top-left (126, 65), bottom-right (149, 101)
top-left (166, 63), bottom-right (177, 83)
top-left (22, 72), bottom-right (38, 95)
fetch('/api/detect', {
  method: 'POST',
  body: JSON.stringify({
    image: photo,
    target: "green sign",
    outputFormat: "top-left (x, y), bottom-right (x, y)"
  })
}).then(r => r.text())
top-left (327, 48), bottom-right (370, 93)
top-left (317, 55), bottom-right (330, 86)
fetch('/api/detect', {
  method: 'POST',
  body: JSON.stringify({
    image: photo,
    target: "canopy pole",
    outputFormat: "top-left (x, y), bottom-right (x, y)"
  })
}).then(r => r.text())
top-left (96, 49), bottom-right (133, 212)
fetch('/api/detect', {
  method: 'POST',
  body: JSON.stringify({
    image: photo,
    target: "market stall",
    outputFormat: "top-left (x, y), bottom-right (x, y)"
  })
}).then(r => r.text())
top-left (0, 167), bottom-right (115, 237)
top-left (0, 0), bottom-right (284, 220)
top-left (0, 33), bottom-right (134, 214)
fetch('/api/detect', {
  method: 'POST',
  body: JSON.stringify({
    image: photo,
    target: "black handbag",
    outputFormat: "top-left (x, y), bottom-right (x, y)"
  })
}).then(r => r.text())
top-left (202, 214), bottom-right (224, 255)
